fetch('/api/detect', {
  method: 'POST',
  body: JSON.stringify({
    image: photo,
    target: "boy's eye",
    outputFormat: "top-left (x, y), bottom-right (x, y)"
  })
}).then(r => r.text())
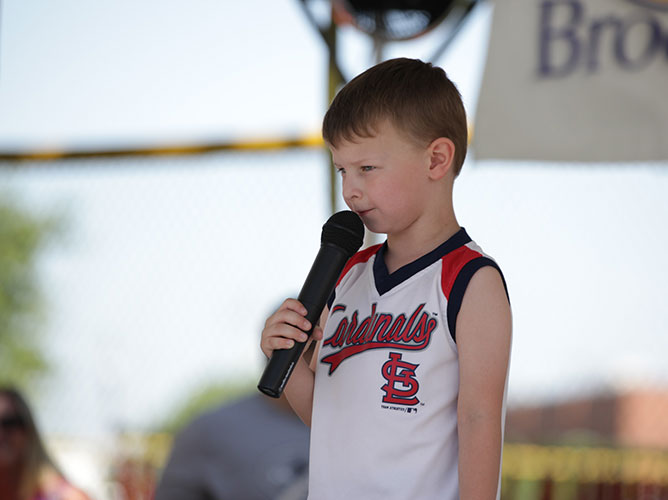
top-left (336, 167), bottom-right (345, 175)
top-left (361, 165), bottom-right (375, 172)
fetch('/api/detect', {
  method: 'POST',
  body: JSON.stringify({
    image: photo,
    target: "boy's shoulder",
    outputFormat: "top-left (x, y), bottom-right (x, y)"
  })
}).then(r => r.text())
top-left (336, 243), bottom-right (383, 285)
top-left (350, 244), bottom-right (382, 266)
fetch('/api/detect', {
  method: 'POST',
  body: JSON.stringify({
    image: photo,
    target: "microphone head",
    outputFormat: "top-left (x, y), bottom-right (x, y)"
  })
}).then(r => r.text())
top-left (321, 210), bottom-right (365, 257)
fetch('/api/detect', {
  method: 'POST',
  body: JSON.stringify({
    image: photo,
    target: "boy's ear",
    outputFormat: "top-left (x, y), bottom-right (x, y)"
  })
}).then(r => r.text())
top-left (427, 137), bottom-right (455, 180)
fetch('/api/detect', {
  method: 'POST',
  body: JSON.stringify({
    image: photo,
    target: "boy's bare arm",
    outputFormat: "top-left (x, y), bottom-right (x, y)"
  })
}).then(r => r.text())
top-left (260, 299), bottom-right (327, 427)
top-left (284, 310), bottom-right (325, 427)
top-left (456, 266), bottom-right (512, 500)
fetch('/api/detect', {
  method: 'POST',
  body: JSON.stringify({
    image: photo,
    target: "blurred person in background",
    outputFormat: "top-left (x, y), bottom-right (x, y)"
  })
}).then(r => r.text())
top-left (0, 387), bottom-right (91, 500)
top-left (154, 390), bottom-right (309, 500)
top-left (156, 303), bottom-right (310, 500)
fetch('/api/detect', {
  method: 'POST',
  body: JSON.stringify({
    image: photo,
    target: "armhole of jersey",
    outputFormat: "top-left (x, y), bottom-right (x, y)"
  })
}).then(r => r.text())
top-left (327, 290), bottom-right (336, 310)
top-left (446, 257), bottom-right (510, 343)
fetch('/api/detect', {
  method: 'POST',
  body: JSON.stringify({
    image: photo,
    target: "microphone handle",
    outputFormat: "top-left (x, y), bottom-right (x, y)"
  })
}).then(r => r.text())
top-left (258, 243), bottom-right (351, 398)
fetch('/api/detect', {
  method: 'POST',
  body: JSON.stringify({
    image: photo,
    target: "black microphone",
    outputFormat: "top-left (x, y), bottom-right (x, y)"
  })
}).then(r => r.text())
top-left (258, 210), bottom-right (365, 398)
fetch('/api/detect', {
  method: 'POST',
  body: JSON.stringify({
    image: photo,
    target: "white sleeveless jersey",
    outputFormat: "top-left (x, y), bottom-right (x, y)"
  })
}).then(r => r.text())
top-left (308, 228), bottom-right (508, 500)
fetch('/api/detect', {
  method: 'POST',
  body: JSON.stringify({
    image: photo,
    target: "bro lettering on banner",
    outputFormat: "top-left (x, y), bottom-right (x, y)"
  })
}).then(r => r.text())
top-left (539, 0), bottom-right (668, 77)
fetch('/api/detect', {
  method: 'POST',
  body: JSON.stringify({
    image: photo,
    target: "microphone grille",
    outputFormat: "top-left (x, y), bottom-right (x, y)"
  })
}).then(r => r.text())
top-left (321, 210), bottom-right (365, 257)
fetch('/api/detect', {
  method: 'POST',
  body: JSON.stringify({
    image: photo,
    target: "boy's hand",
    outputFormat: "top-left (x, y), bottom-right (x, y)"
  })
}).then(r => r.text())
top-left (260, 298), bottom-right (324, 359)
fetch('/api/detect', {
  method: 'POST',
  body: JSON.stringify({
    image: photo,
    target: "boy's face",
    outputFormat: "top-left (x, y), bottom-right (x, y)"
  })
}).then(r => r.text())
top-left (329, 120), bottom-right (432, 238)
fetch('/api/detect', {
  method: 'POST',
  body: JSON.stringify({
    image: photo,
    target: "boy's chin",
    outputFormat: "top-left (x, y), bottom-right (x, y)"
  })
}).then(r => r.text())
top-left (360, 222), bottom-right (386, 237)
top-left (355, 212), bottom-right (390, 236)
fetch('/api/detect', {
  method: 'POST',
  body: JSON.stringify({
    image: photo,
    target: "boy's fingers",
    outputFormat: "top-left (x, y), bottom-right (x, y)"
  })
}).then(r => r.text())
top-left (312, 325), bottom-right (324, 341)
top-left (279, 298), bottom-right (308, 316)
top-left (266, 308), bottom-right (311, 332)
top-left (260, 298), bottom-right (313, 357)
top-left (268, 336), bottom-right (298, 351)
top-left (264, 322), bottom-right (309, 342)
top-left (276, 325), bottom-right (309, 342)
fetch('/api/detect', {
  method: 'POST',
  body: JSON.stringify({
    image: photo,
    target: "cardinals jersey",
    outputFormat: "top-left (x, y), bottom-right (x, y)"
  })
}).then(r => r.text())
top-left (308, 228), bottom-right (509, 500)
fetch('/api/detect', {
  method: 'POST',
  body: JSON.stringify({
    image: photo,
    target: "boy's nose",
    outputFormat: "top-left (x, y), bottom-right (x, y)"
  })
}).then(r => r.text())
top-left (342, 176), bottom-right (362, 201)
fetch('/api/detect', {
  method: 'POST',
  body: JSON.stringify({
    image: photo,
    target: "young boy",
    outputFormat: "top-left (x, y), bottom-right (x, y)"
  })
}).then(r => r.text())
top-left (261, 58), bottom-right (511, 500)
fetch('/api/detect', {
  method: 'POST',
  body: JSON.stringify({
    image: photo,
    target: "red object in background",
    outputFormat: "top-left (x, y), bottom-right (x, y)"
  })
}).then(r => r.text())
top-left (113, 458), bottom-right (158, 500)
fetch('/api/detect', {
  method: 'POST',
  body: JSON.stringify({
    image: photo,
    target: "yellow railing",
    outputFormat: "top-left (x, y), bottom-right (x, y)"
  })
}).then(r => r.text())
top-left (503, 443), bottom-right (668, 485)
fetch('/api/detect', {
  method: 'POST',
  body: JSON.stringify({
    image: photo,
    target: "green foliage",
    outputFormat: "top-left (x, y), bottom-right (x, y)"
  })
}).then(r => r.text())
top-left (160, 378), bottom-right (255, 433)
top-left (0, 193), bottom-right (62, 389)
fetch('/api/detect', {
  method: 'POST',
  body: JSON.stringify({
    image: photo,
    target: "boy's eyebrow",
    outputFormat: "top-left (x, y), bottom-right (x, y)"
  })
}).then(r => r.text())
top-left (332, 157), bottom-right (378, 168)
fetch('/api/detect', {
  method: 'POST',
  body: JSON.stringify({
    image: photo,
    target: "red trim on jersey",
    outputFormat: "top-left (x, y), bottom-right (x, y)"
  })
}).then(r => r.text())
top-left (440, 245), bottom-right (483, 300)
top-left (336, 244), bottom-right (382, 288)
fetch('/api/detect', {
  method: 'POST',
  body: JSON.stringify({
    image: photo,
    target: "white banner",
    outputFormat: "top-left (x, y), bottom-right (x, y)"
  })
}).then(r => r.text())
top-left (473, 0), bottom-right (668, 162)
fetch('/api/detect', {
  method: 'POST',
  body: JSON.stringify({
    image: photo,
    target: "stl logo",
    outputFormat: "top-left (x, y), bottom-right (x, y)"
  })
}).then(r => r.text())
top-left (381, 352), bottom-right (420, 406)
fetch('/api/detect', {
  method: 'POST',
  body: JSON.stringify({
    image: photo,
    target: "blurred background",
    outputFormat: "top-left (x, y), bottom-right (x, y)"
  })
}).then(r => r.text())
top-left (0, 0), bottom-right (667, 499)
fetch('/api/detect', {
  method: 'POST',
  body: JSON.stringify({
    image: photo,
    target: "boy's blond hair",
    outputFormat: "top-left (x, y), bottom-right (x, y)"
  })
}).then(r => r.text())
top-left (322, 57), bottom-right (468, 176)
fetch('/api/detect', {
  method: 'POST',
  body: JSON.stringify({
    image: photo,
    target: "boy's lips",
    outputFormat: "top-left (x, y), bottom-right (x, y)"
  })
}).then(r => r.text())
top-left (356, 208), bottom-right (374, 217)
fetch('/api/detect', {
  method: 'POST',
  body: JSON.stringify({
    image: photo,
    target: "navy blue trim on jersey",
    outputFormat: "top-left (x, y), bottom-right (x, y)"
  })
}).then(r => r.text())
top-left (447, 257), bottom-right (510, 343)
top-left (374, 228), bottom-right (472, 296)
top-left (327, 228), bottom-right (474, 309)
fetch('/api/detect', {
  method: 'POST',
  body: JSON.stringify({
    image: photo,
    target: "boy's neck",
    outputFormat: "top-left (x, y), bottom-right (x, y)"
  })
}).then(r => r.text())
top-left (384, 215), bottom-right (461, 274)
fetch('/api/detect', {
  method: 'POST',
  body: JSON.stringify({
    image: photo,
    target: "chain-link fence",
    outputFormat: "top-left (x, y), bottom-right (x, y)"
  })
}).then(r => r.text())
top-left (2, 151), bottom-right (667, 500)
